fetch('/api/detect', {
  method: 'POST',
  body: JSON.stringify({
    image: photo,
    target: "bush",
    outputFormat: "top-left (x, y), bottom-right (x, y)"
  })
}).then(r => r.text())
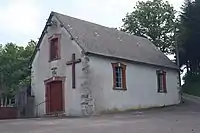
top-left (183, 72), bottom-right (200, 84)
top-left (183, 71), bottom-right (200, 96)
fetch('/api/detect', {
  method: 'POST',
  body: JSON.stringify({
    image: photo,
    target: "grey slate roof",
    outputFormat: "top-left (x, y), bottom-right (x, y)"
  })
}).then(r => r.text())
top-left (53, 12), bottom-right (177, 69)
top-left (31, 12), bottom-right (178, 69)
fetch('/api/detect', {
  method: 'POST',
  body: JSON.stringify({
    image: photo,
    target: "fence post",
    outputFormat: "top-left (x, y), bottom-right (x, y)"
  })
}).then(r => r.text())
top-left (0, 98), bottom-right (2, 107)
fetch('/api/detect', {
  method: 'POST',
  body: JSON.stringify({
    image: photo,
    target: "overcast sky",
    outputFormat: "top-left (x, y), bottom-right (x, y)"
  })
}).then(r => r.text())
top-left (0, 0), bottom-right (183, 46)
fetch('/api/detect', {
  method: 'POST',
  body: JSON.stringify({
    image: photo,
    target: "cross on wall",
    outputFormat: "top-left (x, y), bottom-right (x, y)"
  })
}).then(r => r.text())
top-left (66, 53), bottom-right (81, 89)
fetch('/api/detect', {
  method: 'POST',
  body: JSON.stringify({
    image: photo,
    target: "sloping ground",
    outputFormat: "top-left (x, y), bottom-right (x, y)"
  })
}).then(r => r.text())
top-left (183, 93), bottom-right (200, 104)
top-left (0, 98), bottom-right (200, 133)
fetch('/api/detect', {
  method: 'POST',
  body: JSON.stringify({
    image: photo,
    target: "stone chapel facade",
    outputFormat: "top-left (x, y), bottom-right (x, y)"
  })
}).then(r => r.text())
top-left (31, 12), bottom-right (180, 116)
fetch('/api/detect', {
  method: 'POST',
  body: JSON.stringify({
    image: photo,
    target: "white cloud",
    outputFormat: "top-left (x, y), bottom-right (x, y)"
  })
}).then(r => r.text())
top-left (0, 0), bottom-right (183, 45)
top-left (62, 0), bottom-right (182, 28)
top-left (0, 0), bottom-right (40, 44)
top-left (66, 0), bottom-right (134, 28)
top-left (0, 0), bottom-right (40, 34)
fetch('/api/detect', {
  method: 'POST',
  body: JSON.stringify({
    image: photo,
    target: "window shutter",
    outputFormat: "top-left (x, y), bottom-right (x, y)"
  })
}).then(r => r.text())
top-left (54, 39), bottom-right (59, 58)
top-left (122, 64), bottom-right (127, 89)
top-left (48, 34), bottom-right (61, 61)
top-left (163, 71), bottom-right (167, 93)
top-left (157, 70), bottom-right (161, 92)
top-left (112, 63), bottom-right (117, 88)
top-left (50, 40), bottom-right (54, 60)
top-left (53, 40), bottom-right (57, 59)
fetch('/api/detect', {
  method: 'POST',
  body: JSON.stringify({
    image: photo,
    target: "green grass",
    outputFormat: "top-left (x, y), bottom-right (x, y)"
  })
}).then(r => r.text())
top-left (183, 82), bottom-right (200, 97)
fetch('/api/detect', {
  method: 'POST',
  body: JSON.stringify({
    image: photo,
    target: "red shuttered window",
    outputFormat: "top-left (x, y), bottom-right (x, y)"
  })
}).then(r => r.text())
top-left (157, 70), bottom-right (167, 93)
top-left (49, 34), bottom-right (61, 61)
top-left (112, 62), bottom-right (127, 91)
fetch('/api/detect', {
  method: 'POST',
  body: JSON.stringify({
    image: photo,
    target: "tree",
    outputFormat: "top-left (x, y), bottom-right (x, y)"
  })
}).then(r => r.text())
top-left (178, 0), bottom-right (200, 74)
top-left (121, 0), bottom-right (177, 54)
top-left (0, 40), bottom-right (36, 97)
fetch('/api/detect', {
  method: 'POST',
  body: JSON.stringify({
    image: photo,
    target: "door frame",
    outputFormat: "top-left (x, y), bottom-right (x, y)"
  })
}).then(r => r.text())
top-left (44, 76), bottom-right (66, 114)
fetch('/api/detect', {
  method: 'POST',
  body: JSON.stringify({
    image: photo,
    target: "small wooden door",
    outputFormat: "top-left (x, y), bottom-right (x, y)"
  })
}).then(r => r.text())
top-left (46, 81), bottom-right (64, 114)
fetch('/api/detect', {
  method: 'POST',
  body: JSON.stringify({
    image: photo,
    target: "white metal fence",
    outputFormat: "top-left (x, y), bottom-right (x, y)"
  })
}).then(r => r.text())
top-left (0, 97), bottom-right (15, 107)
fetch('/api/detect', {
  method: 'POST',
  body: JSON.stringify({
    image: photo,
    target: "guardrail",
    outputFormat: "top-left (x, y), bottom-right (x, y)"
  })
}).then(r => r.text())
top-left (35, 100), bottom-right (46, 117)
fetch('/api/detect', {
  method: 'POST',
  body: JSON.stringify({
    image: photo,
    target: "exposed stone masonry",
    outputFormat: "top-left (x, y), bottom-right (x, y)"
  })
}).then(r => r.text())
top-left (80, 55), bottom-right (95, 116)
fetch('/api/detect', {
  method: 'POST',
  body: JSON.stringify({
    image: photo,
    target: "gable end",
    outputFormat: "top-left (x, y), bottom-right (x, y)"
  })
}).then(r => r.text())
top-left (29, 11), bottom-right (86, 67)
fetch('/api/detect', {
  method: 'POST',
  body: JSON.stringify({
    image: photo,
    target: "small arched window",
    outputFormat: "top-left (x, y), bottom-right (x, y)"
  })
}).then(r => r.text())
top-left (156, 70), bottom-right (167, 93)
top-left (111, 62), bottom-right (127, 90)
top-left (49, 34), bottom-right (61, 61)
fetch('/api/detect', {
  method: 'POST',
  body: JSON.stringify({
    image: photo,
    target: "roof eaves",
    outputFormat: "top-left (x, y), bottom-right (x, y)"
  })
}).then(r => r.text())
top-left (85, 51), bottom-right (179, 71)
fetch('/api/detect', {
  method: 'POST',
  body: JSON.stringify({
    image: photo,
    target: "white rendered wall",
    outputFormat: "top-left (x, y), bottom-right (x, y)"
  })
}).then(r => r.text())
top-left (89, 56), bottom-right (180, 113)
top-left (31, 16), bottom-right (84, 116)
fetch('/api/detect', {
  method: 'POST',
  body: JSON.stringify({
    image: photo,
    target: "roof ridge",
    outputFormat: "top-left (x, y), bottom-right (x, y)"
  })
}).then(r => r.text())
top-left (53, 11), bottom-right (151, 42)
top-left (53, 11), bottom-right (113, 29)
top-left (53, 11), bottom-right (133, 36)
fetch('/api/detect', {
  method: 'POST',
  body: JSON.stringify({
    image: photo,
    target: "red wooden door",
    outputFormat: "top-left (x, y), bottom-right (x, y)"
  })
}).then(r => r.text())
top-left (46, 81), bottom-right (63, 114)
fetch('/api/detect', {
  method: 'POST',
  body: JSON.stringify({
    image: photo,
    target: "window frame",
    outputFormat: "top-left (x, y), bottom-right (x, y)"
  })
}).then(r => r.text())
top-left (48, 34), bottom-right (61, 62)
top-left (156, 70), bottom-right (167, 93)
top-left (112, 62), bottom-right (127, 91)
top-left (115, 66), bottom-right (123, 88)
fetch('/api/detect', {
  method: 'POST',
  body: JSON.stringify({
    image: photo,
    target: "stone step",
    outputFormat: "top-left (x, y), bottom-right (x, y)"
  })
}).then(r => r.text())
top-left (43, 112), bottom-right (66, 118)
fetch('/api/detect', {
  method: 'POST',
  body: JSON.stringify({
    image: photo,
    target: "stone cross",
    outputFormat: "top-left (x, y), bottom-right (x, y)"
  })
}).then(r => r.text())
top-left (51, 67), bottom-right (57, 77)
top-left (66, 53), bottom-right (81, 89)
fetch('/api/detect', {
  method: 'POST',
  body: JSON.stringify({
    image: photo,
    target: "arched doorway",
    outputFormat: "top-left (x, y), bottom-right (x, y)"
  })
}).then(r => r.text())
top-left (44, 76), bottom-right (65, 114)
